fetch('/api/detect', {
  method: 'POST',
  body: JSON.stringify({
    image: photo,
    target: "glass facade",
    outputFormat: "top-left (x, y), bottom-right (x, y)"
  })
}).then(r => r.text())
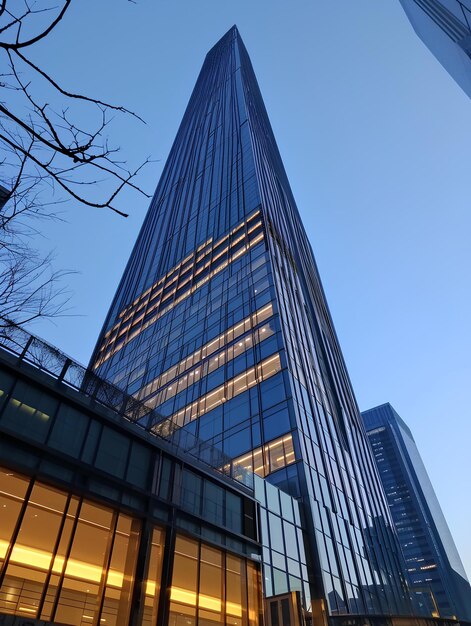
top-left (91, 27), bottom-right (414, 619)
top-left (0, 345), bottom-right (264, 626)
top-left (0, 467), bottom-right (261, 626)
top-left (0, 469), bottom-right (141, 624)
top-left (362, 403), bottom-right (471, 622)
top-left (169, 535), bottom-right (261, 626)
top-left (398, 0), bottom-right (471, 97)
top-left (254, 476), bottom-right (310, 610)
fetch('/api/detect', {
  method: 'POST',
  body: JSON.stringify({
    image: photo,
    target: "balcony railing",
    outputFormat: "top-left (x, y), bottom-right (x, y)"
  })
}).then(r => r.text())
top-left (0, 319), bottom-right (254, 490)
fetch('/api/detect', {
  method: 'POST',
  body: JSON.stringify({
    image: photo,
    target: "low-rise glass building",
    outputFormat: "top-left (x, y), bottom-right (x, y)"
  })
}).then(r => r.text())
top-left (0, 328), bottom-right (263, 626)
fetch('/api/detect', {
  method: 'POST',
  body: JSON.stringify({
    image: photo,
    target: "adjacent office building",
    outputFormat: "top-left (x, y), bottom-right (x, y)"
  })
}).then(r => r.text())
top-left (362, 403), bottom-right (471, 622)
top-left (398, 0), bottom-right (471, 97)
top-left (91, 27), bottom-right (414, 621)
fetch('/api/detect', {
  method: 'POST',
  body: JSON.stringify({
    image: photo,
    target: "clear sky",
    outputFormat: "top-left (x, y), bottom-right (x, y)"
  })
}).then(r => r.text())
top-left (23, 1), bottom-right (471, 579)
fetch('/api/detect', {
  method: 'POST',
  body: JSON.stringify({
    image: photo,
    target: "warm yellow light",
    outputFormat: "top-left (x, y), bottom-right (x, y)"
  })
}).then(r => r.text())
top-left (170, 587), bottom-right (197, 605)
top-left (0, 539), bottom-right (9, 559)
top-left (11, 544), bottom-right (53, 570)
top-left (4, 541), bottom-right (127, 588)
top-left (226, 600), bottom-right (243, 617)
top-left (198, 594), bottom-right (222, 612)
top-left (145, 580), bottom-right (157, 596)
top-left (95, 211), bottom-right (266, 367)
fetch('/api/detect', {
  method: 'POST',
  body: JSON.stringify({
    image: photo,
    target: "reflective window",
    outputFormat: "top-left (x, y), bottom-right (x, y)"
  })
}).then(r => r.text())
top-left (232, 433), bottom-right (295, 478)
top-left (154, 353), bottom-right (282, 431)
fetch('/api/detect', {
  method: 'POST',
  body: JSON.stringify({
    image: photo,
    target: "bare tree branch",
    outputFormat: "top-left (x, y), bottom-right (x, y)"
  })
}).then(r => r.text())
top-left (0, 0), bottom-right (149, 327)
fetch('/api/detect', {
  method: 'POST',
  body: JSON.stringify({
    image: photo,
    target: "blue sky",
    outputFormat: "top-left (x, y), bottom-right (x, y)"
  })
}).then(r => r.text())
top-left (25, 1), bottom-right (471, 578)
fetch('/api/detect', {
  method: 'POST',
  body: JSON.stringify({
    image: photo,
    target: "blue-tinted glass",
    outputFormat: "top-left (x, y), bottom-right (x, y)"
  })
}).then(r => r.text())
top-left (87, 26), bottom-right (417, 618)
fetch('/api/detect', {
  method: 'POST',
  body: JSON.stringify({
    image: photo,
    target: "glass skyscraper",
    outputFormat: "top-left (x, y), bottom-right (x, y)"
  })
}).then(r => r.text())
top-left (398, 0), bottom-right (471, 97)
top-left (362, 403), bottom-right (471, 622)
top-left (91, 27), bottom-right (413, 621)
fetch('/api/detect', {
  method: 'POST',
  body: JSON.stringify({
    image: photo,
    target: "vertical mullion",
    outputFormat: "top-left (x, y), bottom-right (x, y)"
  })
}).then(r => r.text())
top-left (94, 509), bottom-right (119, 626)
top-left (36, 492), bottom-right (73, 618)
top-left (0, 473), bottom-right (34, 588)
top-left (49, 497), bottom-right (84, 623)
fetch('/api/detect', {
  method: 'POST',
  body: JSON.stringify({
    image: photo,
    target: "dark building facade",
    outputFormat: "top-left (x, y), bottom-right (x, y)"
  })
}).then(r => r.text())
top-left (0, 326), bottom-right (264, 626)
top-left (398, 0), bottom-right (471, 97)
top-left (90, 27), bottom-right (415, 621)
top-left (362, 403), bottom-right (471, 623)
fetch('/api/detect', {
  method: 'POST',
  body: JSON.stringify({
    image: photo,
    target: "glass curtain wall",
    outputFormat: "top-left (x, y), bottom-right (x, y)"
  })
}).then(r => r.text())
top-left (169, 535), bottom-right (261, 626)
top-left (89, 26), bottom-right (412, 617)
top-left (0, 468), bottom-right (142, 625)
top-left (0, 466), bottom-right (261, 626)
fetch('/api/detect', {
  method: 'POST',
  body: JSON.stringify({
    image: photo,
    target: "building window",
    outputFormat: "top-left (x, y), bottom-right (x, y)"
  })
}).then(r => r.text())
top-left (142, 527), bottom-right (166, 626)
top-left (233, 433), bottom-right (295, 479)
top-left (0, 468), bottom-right (141, 626)
top-left (169, 535), bottom-right (260, 626)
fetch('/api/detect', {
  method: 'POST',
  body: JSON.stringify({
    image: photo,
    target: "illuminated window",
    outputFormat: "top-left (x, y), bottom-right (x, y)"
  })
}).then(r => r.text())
top-left (233, 433), bottom-right (295, 478)
top-left (142, 527), bottom-right (165, 626)
top-left (169, 535), bottom-right (259, 626)
top-left (153, 354), bottom-right (281, 433)
top-left (0, 469), bottom-right (141, 626)
top-left (94, 211), bottom-right (265, 368)
top-left (137, 304), bottom-right (275, 406)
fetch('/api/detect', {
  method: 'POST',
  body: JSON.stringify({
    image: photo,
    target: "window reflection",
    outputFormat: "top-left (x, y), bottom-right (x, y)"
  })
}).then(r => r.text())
top-left (0, 466), bottom-right (263, 625)
top-left (95, 211), bottom-right (265, 368)
top-left (142, 527), bottom-right (165, 626)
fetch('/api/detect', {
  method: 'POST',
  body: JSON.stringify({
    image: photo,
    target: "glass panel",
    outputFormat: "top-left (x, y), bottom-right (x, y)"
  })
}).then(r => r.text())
top-left (198, 545), bottom-right (222, 624)
top-left (47, 405), bottom-right (89, 458)
top-left (169, 536), bottom-right (198, 620)
top-left (247, 561), bottom-right (261, 626)
top-left (226, 555), bottom-right (244, 625)
top-left (100, 514), bottom-right (140, 626)
top-left (95, 426), bottom-right (130, 479)
top-left (142, 527), bottom-right (165, 626)
top-left (0, 483), bottom-right (67, 618)
top-left (54, 501), bottom-right (114, 626)
top-left (41, 498), bottom-right (79, 621)
top-left (203, 482), bottom-right (224, 526)
top-left (1, 381), bottom-right (57, 443)
top-left (0, 468), bottom-right (29, 568)
top-left (225, 492), bottom-right (242, 534)
top-left (181, 470), bottom-right (202, 515)
top-left (232, 434), bottom-right (295, 479)
top-left (266, 438), bottom-right (285, 473)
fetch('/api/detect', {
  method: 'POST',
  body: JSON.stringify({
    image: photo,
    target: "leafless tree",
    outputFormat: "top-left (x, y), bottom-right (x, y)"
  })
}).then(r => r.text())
top-left (0, 0), bottom-right (149, 329)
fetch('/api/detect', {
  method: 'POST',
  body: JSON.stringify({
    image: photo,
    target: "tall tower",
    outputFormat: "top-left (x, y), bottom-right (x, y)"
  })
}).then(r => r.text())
top-left (362, 403), bottom-right (471, 621)
top-left (398, 0), bottom-right (471, 97)
top-left (91, 27), bottom-right (412, 619)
